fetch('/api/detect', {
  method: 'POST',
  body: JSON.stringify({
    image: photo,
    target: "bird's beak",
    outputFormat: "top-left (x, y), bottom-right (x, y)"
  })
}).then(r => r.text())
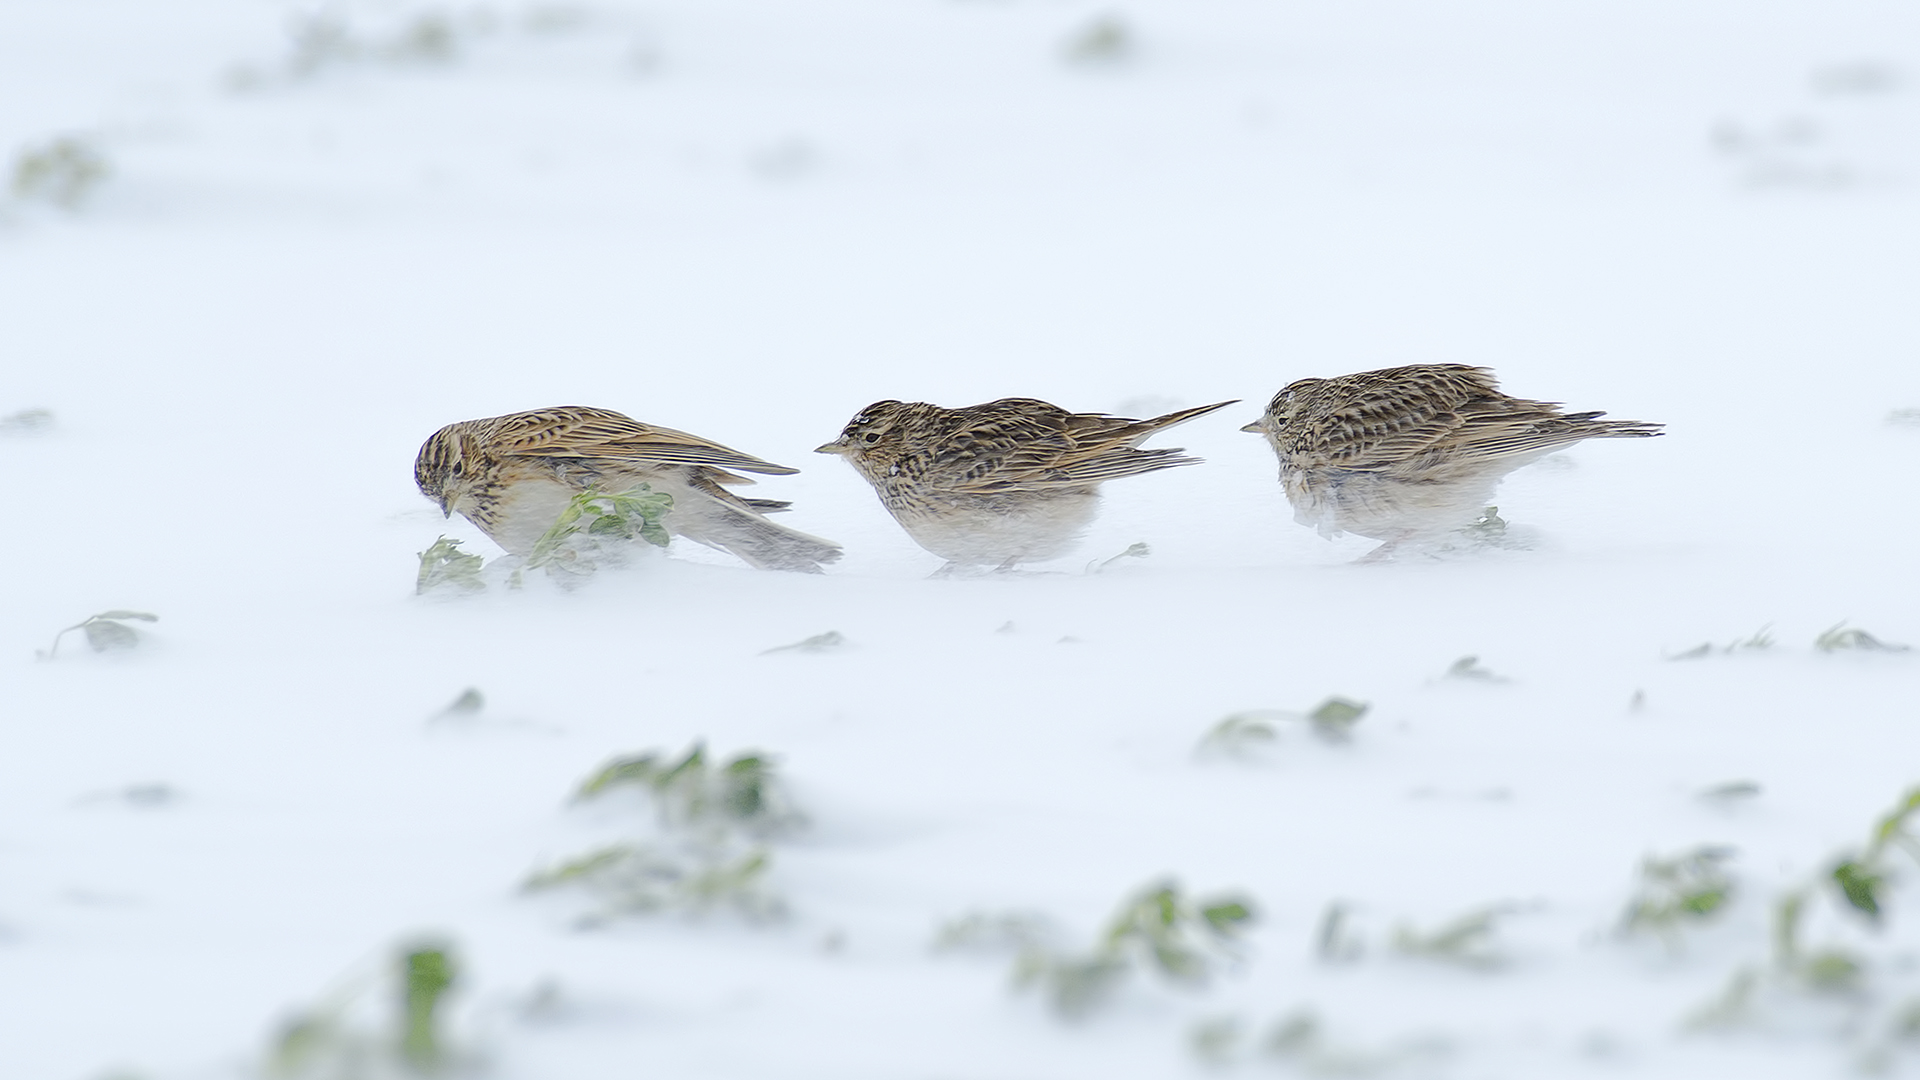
top-left (1239, 419), bottom-right (1267, 434)
top-left (814, 439), bottom-right (849, 455)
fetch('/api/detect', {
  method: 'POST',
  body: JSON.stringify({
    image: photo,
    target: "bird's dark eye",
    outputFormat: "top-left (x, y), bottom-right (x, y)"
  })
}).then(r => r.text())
top-left (863, 432), bottom-right (880, 444)
top-left (450, 461), bottom-right (464, 477)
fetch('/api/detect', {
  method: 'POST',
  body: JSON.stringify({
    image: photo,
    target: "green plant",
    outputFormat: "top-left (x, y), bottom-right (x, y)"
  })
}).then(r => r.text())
top-left (0, 407), bottom-right (52, 433)
top-left (760, 631), bottom-right (846, 655)
top-left (416, 538), bottom-right (484, 594)
top-left (1825, 787), bottom-right (1920, 925)
top-left (1443, 655), bottom-right (1508, 682)
top-left (1815, 623), bottom-right (1910, 653)
top-left (1685, 785), bottom-right (1920, 1038)
top-left (1195, 713), bottom-right (1279, 758)
top-left (524, 486), bottom-right (672, 572)
top-left (523, 844), bottom-right (781, 923)
top-left (529, 744), bottom-right (801, 924)
top-left (415, 487), bottom-right (674, 595)
top-left (1197, 697), bottom-right (1369, 756)
top-left (12, 137), bottom-right (109, 208)
top-left (1306, 697), bottom-right (1368, 742)
top-left (1668, 625), bottom-right (1775, 660)
top-left (1063, 14), bottom-right (1131, 64)
top-left (42, 611), bottom-right (157, 658)
top-left (1013, 879), bottom-right (1256, 1017)
top-left (1087, 542), bottom-right (1151, 574)
top-left (399, 946), bottom-right (456, 1071)
top-left (1392, 906), bottom-right (1509, 970)
top-left (1622, 846), bottom-right (1736, 945)
top-left (574, 743), bottom-right (799, 837)
top-left (267, 938), bottom-right (467, 1078)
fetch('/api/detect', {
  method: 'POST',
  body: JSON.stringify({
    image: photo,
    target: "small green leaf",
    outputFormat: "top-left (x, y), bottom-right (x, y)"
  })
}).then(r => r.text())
top-left (523, 845), bottom-right (639, 890)
top-left (1307, 697), bottom-right (1368, 742)
top-left (400, 944), bottom-right (456, 1069)
top-left (438, 688), bottom-right (484, 716)
top-left (1816, 623), bottom-right (1911, 653)
top-left (1870, 787), bottom-right (1920, 856)
top-left (1832, 861), bottom-right (1883, 921)
top-left (1199, 900), bottom-right (1254, 934)
top-left (1445, 655), bottom-right (1507, 682)
top-left (416, 536), bottom-right (485, 594)
top-left (1679, 887), bottom-right (1729, 916)
top-left (83, 619), bottom-right (140, 652)
top-left (1804, 949), bottom-right (1863, 990)
top-left (760, 631), bottom-right (846, 655)
top-left (574, 754), bottom-right (662, 799)
top-left (93, 610), bottom-right (158, 623)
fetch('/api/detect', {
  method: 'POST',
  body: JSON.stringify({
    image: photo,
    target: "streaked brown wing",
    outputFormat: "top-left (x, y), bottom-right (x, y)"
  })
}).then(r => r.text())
top-left (490, 406), bottom-right (799, 475)
top-left (1287, 366), bottom-right (1509, 470)
top-left (916, 399), bottom-right (1079, 492)
top-left (937, 399), bottom-right (1215, 492)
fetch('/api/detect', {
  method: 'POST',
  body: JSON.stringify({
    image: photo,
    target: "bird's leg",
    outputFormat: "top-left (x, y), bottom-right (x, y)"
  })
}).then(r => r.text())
top-left (1356, 537), bottom-right (1403, 564)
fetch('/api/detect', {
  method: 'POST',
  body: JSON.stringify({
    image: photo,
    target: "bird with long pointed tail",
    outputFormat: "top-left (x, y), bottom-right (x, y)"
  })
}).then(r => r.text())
top-left (1240, 364), bottom-right (1662, 560)
top-left (415, 406), bottom-right (842, 572)
top-left (817, 396), bottom-right (1237, 571)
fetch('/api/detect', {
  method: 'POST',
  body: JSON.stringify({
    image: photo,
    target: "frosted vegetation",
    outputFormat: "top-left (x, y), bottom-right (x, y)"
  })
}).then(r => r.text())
top-left (3, 1), bottom-right (1919, 1078)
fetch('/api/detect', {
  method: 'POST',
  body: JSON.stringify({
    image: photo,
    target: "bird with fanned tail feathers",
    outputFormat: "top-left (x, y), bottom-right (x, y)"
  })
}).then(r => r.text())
top-left (817, 396), bottom-right (1237, 571)
top-left (415, 406), bottom-right (841, 572)
top-left (1241, 364), bottom-right (1662, 561)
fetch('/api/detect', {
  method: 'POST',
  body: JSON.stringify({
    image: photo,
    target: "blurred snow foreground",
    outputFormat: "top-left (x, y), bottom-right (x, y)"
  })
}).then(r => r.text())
top-left (4, 1), bottom-right (1920, 1078)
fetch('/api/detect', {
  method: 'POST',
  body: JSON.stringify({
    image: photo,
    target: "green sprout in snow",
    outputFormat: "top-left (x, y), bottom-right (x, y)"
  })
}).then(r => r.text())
top-left (1012, 879), bottom-right (1256, 1018)
top-left (1392, 906), bottom-right (1510, 970)
top-left (573, 743), bottom-right (799, 838)
top-left (524, 486), bottom-right (673, 573)
top-left (1815, 623), bottom-right (1911, 653)
top-left (416, 538), bottom-right (484, 595)
top-left (12, 137), bottom-right (109, 208)
top-left (1444, 655), bottom-right (1509, 682)
top-left (416, 487), bottom-right (673, 595)
top-left (42, 611), bottom-right (158, 658)
top-left (760, 631), bottom-right (846, 655)
top-left (266, 938), bottom-right (467, 1078)
top-left (523, 844), bottom-right (782, 924)
top-left (1622, 846), bottom-right (1736, 946)
top-left (1198, 697), bottom-right (1370, 757)
top-left (1668, 625), bottom-right (1775, 660)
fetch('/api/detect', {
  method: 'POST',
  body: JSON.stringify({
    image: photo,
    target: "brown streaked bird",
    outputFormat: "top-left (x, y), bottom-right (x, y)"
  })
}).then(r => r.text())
top-left (1240, 364), bottom-right (1663, 560)
top-left (414, 406), bottom-right (841, 572)
top-left (815, 396), bottom-right (1238, 570)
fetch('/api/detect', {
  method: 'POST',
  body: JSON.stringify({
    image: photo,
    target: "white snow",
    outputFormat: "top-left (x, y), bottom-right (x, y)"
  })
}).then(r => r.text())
top-left (3, 1), bottom-right (1920, 1078)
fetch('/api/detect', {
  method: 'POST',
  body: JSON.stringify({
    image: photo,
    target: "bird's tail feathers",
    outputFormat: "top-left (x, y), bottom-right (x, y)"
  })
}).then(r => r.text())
top-left (1057, 446), bottom-right (1203, 484)
top-left (671, 499), bottom-right (843, 573)
top-left (1123, 399), bottom-right (1240, 444)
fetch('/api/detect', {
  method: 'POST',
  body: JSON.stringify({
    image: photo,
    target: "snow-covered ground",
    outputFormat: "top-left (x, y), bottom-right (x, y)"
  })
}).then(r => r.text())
top-left (4, 2), bottom-right (1920, 1077)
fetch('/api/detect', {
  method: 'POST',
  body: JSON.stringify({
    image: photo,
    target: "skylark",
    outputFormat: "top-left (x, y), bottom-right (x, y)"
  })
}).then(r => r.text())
top-left (415, 406), bottom-right (842, 572)
top-left (1241, 364), bottom-right (1662, 559)
top-left (816, 396), bottom-right (1237, 570)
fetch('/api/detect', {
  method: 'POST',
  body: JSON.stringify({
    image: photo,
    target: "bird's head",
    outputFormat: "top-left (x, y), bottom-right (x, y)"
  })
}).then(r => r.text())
top-left (1242, 382), bottom-right (1311, 437)
top-left (815, 400), bottom-right (911, 474)
top-left (414, 423), bottom-right (485, 518)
